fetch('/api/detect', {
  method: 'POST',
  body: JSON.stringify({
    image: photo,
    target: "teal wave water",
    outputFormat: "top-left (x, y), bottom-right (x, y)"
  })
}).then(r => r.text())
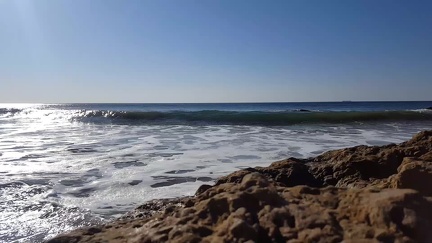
top-left (2, 101), bottom-right (432, 126)
top-left (73, 110), bottom-right (432, 125)
top-left (46, 101), bottom-right (432, 112)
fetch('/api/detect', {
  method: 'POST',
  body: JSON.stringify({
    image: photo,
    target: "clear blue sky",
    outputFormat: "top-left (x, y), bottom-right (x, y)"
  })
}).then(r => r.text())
top-left (1, 0), bottom-right (431, 103)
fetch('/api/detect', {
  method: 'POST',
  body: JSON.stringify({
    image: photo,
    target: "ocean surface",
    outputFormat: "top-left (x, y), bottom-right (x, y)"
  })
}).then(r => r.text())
top-left (1, 101), bottom-right (432, 242)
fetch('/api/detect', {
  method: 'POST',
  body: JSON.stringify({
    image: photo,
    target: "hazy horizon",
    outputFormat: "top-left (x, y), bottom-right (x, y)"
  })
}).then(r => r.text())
top-left (1, 0), bottom-right (431, 103)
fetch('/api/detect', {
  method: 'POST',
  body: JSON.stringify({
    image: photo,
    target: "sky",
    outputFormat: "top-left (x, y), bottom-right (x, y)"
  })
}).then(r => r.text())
top-left (0, 0), bottom-right (431, 103)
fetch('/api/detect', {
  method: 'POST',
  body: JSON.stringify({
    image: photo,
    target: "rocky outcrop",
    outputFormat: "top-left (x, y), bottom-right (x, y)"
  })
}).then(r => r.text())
top-left (47, 131), bottom-right (432, 243)
top-left (213, 131), bottom-right (432, 192)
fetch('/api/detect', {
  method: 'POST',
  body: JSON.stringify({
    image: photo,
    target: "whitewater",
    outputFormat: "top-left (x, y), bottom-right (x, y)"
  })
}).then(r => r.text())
top-left (1, 102), bottom-right (431, 242)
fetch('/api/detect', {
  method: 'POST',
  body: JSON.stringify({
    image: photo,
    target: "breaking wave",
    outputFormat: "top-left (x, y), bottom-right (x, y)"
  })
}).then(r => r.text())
top-left (71, 110), bottom-right (432, 125)
top-left (0, 108), bottom-right (22, 115)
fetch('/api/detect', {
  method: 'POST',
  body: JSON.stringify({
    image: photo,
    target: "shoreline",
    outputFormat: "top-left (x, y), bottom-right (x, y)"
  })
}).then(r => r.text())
top-left (48, 131), bottom-right (432, 242)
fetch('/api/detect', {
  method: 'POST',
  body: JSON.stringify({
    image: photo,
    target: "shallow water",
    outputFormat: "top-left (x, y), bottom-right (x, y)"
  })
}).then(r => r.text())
top-left (0, 103), bottom-right (431, 242)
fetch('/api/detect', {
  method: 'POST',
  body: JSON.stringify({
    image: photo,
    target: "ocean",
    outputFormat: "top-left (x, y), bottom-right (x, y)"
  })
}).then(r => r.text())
top-left (1, 101), bottom-right (432, 242)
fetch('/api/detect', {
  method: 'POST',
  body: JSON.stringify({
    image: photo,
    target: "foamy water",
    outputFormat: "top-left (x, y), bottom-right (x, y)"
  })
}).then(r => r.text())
top-left (0, 103), bottom-right (431, 242)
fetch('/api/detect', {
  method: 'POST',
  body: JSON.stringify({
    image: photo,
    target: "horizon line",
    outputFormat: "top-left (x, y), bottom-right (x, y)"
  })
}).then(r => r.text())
top-left (1, 100), bottom-right (432, 105)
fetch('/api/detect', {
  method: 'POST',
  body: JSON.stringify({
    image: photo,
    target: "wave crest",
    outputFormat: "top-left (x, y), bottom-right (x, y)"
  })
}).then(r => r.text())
top-left (0, 108), bottom-right (22, 116)
top-left (71, 110), bottom-right (432, 125)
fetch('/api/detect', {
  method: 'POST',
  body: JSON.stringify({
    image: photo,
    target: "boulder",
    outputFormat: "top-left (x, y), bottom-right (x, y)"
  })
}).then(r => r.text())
top-left (390, 155), bottom-right (432, 196)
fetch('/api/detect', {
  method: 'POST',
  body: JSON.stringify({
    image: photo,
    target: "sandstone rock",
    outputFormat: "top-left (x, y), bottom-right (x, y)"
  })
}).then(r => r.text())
top-left (390, 157), bottom-right (432, 196)
top-left (216, 159), bottom-right (321, 188)
top-left (47, 131), bottom-right (432, 243)
top-left (47, 185), bottom-right (432, 243)
top-left (119, 197), bottom-right (193, 221)
top-left (195, 184), bottom-right (212, 195)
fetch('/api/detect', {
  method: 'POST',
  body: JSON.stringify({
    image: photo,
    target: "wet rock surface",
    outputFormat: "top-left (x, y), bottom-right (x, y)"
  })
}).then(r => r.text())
top-left (47, 131), bottom-right (432, 243)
